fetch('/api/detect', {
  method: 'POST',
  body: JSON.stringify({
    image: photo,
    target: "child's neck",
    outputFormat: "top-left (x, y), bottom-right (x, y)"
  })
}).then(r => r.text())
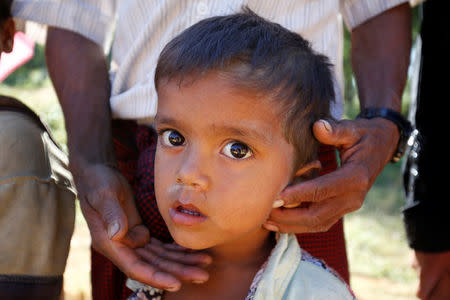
top-left (164, 228), bottom-right (274, 300)
top-left (207, 227), bottom-right (274, 268)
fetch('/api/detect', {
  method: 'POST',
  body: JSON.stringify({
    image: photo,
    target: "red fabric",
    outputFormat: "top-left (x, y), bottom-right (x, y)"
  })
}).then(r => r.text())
top-left (296, 145), bottom-right (349, 283)
top-left (91, 121), bottom-right (348, 300)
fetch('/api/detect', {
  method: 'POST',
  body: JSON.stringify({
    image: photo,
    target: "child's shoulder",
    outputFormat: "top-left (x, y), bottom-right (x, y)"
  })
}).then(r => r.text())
top-left (289, 249), bottom-right (356, 299)
top-left (253, 234), bottom-right (355, 300)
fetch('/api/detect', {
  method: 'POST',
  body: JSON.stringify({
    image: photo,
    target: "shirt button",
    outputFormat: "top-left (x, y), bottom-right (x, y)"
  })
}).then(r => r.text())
top-left (196, 2), bottom-right (209, 16)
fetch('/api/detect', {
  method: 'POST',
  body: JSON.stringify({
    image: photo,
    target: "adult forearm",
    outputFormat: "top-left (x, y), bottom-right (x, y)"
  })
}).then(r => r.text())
top-left (351, 3), bottom-right (411, 111)
top-left (45, 27), bottom-right (115, 172)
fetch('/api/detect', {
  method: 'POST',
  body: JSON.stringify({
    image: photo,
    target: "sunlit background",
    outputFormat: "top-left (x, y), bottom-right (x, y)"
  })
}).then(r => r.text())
top-left (0, 7), bottom-right (423, 299)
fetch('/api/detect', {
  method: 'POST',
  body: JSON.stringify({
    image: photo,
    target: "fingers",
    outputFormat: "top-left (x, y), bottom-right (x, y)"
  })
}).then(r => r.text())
top-left (280, 174), bottom-right (331, 207)
top-left (88, 192), bottom-right (128, 240)
top-left (80, 165), bottom-right (141, 242)
top-left (76, 167), bottom-right (131, 241)
top-left (135, 244), bottom-right (210, 284)
top-left (114, 244), bottom-right (182, 292)
top-left (313, 119), bottom-right (361, 148)
top-left (74, 164), bottom-right (211, 292)
top-left (121, 225), bottom-right (151, 248)
top-left (265, 194), bottom-right (360, 233)
top-left (95, 236), bottom-right (211, 292)
top-left (267, 118), bottom-right (399, 234)
top-left (281, 162), bottom-right (369, 208)
top-left (146, 238), bottom-right (212, 266)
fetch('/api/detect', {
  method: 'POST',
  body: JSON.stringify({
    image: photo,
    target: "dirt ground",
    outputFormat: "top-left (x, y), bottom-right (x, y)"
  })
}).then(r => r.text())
top-left (63, 216), bottom-right (91, 300)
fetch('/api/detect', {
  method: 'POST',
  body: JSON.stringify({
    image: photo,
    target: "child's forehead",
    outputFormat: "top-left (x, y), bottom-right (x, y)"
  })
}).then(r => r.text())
top-left (158, 70), bottom-right (284, 109)
top-left (156, 73), bottom-right (289, 139)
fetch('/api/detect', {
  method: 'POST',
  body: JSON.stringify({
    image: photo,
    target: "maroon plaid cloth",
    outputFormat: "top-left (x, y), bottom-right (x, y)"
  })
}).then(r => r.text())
top-left (91, 121), bottom-right (348, 300)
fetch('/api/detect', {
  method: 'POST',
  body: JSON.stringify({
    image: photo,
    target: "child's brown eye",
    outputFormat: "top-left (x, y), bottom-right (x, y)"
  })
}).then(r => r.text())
top-left (222, 141), bottom-right (253, 159)
top-left (161, 130), bottom-right (185, 146)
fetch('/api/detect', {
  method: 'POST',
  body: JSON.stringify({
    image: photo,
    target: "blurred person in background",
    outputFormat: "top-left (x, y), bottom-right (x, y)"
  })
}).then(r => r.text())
top-left (403, 0), bottom-right (450, 299)
top-left (0, 0), bottom-right (76, 298)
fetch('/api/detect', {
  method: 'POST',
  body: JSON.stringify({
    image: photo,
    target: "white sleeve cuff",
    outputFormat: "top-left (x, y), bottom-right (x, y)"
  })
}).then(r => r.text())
top-left (341, 0), bottom-right (410, 29)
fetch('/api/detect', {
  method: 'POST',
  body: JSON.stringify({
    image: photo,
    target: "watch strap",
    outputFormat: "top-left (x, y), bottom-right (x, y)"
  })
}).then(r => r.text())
top-left (357, 107), bottom-right (413, 163)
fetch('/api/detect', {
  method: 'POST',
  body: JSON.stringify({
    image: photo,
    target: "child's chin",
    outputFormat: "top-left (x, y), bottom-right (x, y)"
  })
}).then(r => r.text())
top-left (171, 232), bottom-right (214, 250)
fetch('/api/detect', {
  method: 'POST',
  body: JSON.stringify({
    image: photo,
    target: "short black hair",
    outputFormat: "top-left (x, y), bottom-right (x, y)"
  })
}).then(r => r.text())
top-left (0, 0), bottom-right (12, 23)
top-left (155, 8), bottom-right (335, 168)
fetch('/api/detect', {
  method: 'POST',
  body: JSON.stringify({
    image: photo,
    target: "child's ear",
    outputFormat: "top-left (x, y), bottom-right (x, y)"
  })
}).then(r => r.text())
top-left (292, 160), bottom-right (322, 183)
top-left (1, 18), bottom-right (15, 53)
top-left (272, 160), bottom-right (322, 209)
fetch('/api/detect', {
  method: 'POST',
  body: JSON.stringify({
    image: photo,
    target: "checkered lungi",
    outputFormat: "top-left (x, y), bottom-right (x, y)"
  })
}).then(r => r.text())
top-left (91, 120), bottom-right (348, 300)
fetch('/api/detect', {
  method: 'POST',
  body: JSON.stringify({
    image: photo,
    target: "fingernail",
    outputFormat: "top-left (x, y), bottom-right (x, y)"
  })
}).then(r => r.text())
top-left (203, 256), bottom-right (213, 265)
top-left (108, 221), bottom-right (120, 239)
top-left (320, 120), bottom-right (332, 132)
top-left (272, 199), bottom-right (284, 208)
top-left (154, 272), bottom-right (180, 291)
top-left (166, 286), bottom-right (180, 292)
top-left (192, 280), bottom-right (206, 284)
top-left (263, 223), bottom-right (279, 232)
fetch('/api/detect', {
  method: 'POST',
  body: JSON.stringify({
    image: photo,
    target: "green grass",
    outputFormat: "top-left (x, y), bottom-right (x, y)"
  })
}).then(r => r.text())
top-left (342, 95), bottom-right (418, 298)
top-left (0, 79), bottom-right (67, 151)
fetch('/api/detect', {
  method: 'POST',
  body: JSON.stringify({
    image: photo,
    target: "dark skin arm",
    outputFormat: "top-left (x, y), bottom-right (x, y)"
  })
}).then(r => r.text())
top-left (265, 3), bottom-right (411, 233)
top-left (413, 251), bottom-right (450, 300)
top-left (45, 27), bottom-right (210, 291)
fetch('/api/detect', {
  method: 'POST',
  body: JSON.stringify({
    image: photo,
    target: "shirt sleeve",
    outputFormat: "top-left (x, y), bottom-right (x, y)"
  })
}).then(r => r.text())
top-left (11, 0), bottom-right (116, 51)
top-left (340, 0), bottom-right (410, 29)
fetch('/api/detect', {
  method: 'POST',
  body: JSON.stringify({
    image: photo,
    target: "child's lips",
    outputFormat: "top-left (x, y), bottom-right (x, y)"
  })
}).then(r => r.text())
top-left (169, 202), bottom-right (207, 226)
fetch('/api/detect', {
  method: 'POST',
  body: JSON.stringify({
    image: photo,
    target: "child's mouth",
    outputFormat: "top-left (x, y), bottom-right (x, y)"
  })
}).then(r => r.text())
top-left (177, 206), bottom-right (202, 216)
top-left (169, 203), bottom-right (207, 226)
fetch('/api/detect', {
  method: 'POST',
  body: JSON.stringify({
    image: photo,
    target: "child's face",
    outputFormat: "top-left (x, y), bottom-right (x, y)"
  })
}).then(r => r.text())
top-left (154, 72), bottom-right (296, 250)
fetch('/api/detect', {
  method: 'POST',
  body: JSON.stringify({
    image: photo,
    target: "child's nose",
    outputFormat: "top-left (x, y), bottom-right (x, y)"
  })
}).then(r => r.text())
top-left (176, 149), bottom-right (210, 191)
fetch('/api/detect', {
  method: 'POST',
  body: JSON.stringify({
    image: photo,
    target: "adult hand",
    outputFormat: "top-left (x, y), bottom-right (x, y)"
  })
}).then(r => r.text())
top-left (413, 250), bottom-right (450, 300)
top-left (264, 117), bottom-right (398, 233)
top-left (76, 163), bottom-right (211, 291)
top-left (263, 3), bottom-right (409, 234)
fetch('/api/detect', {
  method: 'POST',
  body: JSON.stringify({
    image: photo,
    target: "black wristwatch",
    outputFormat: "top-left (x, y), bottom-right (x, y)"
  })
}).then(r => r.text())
top-left (357, 107), bottom-right (413, 163)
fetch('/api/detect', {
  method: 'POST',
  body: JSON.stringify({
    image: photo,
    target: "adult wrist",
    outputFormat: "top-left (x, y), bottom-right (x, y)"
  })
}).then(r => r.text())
top-left (357, 107), bottom-right (413, 163)
top-left (68, 150), bottom-right (118, 179)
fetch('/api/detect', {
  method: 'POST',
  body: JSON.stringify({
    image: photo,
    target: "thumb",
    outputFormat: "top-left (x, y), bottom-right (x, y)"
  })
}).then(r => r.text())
top-left (312, 119), bottom-right (360, 147)
top-left (86, 194), bottom-right (129, 241)
top-left (106, 214), bottom-right (128, 241)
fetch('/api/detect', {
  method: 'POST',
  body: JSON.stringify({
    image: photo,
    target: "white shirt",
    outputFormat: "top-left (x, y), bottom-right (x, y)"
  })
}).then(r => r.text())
top-left (12, 0), bottom-right (408, 121)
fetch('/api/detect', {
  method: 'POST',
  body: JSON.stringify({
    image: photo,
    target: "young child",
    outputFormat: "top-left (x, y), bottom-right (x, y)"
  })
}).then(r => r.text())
top-left (127, 9), bottom-right (355, 300)
top-left (0, 1), bottom-right (76, 298)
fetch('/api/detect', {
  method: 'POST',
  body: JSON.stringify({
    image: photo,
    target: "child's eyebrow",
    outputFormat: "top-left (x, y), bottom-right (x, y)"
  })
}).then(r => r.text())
top-left (154, 115), bottom-right (178, 127)
top-left (211, 124), bottom-right (272, 145)
top-left (154, 115), bottom-right (273, 145)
